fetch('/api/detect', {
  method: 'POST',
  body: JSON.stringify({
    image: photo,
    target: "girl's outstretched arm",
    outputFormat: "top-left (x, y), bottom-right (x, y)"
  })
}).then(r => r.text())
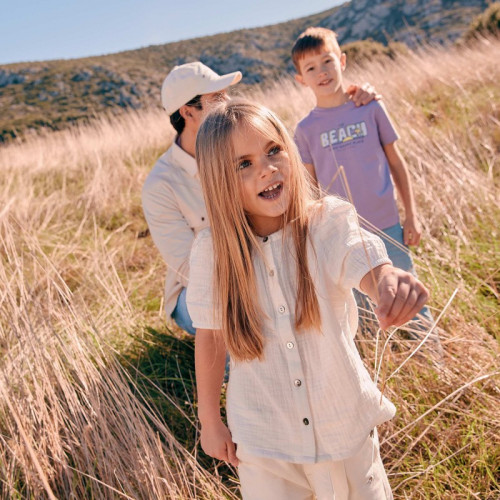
top-left (360, 264), bottom-right (429, 330)
top-left (195, 328), bottom-right (239, 467)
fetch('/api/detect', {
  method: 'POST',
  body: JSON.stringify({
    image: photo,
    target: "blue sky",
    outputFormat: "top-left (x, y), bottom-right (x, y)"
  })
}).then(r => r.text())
top-left (1, 0), bottom-right (344, 65)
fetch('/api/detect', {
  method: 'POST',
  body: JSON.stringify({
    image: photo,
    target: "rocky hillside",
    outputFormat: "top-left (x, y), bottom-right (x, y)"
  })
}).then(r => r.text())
top-left (0, 0), bottom-right (489, 143)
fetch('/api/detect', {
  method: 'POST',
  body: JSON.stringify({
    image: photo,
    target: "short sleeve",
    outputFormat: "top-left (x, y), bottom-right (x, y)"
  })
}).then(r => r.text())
top-left (315, 197), bottom-right (391, 291)
top-left (374, 101), bottom-right (399, 146)
top-left (186, 229), bottom-right (221, 330)
top-left (294, 123), bottom-right (313, 165)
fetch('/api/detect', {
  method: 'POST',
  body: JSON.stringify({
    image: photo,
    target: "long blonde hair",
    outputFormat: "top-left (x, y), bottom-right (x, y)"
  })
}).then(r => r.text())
top-left (195, 101), bottom-right (320, 361)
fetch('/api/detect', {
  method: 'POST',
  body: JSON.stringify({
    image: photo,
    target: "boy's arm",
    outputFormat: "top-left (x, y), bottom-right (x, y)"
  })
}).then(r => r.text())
top-left (360, 264), bottom-right (429, 330)
top-left (383, 142), bottom-right (421, 246)
top-left (195, 329), bottom-right (238, 467)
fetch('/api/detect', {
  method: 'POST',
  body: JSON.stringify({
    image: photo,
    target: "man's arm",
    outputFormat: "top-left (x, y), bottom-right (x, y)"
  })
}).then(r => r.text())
top-left (196, 329), bottom-right (238, 467)
top-left (360, 264), bottom-right (429, 330)
top-left (384, 142), bottom-right (421, 246)
top-left (142, 181), bottom-right (194, 287)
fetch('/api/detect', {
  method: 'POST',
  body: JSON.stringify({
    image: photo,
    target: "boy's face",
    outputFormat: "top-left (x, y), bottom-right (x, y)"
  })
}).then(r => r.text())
top-left (295, 45), bottom-right (346, 101)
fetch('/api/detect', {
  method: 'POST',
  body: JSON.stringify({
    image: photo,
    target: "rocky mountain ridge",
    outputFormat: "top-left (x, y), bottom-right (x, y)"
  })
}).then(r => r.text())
top-left (0, 0), bottom-right (489, 143)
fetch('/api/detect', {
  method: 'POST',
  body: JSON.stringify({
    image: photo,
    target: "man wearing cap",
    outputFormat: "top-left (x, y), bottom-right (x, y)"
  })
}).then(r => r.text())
top-left (142, 62), bottom-right (241, 334)
top-left (142, 61), bottom-right (378, 335)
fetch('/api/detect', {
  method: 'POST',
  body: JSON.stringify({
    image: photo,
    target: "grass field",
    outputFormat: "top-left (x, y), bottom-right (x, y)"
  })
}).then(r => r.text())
top-left (0, 36), bottom-right (498, 499)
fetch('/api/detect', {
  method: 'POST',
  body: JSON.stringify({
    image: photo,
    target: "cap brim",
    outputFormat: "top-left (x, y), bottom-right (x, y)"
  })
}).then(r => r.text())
top-left (204, 71), bottom-right (242, 94)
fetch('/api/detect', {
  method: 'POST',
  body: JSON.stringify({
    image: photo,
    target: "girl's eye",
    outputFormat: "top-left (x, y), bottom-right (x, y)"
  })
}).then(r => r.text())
top-left (306, 66), bottom-right (314, 72)
top-left (238, 159), bottom-right (251, 170)
top-left (267, 145), bottom-right (282, 156)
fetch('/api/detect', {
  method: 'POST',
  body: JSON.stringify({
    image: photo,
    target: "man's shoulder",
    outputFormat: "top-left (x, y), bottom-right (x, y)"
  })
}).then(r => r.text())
top-left (143, 145), bottom-right (187, 186)
top-left (142, 146), bottom-right (181, 200)
top-left (150, 146), bottom-right (177, 174)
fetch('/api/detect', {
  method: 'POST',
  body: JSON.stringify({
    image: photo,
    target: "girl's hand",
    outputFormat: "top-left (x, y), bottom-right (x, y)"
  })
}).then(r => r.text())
top-left (374, 266), bottom-right (429, 329)
top-left (361, 264), bottom-right (429, 330)
top-left (200, 419), bottom-right (239, 467)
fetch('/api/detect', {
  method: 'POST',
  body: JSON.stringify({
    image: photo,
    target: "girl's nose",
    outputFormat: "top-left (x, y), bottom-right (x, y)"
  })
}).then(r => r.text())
top-left (259, 157), bottom-right (278, 177)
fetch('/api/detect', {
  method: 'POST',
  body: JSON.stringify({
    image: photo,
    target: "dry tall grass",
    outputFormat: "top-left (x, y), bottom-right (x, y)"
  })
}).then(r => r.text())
top-left (0, 37), bottom-right (499, 498)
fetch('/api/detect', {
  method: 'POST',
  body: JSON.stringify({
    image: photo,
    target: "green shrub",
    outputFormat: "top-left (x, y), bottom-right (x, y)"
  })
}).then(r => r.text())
top-left (464, 2), bottom-right (500, 40)
top-left (341, 39), bottom-right (407, 66)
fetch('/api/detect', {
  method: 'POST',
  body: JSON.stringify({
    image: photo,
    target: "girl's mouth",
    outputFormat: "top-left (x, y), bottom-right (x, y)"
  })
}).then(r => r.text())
top-left (319, 78), bottom-right (332, 86)
top-left (259, 182), bottom-right (283, 200)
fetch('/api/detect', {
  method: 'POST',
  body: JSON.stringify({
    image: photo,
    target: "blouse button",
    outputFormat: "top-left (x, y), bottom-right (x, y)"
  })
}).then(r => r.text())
top-left (278, 305), bottom-right (286, 314)
top-left (201, 216), bottom-right (205, 221)
top-left (263, 236), bottom-right (268, 242)
top-left (367, 475), bottom-right (374, 484)
top-left (294, 379), bottom-right (302, 387)
top-left (269, 270), bottom-right (274, 277)
top-left (286, 342), bottom-right (294, 349)
top-left (303, 418), bottom-right (309, 425)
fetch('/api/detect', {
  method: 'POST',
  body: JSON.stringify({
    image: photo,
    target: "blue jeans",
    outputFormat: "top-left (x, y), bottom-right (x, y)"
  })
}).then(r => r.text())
top-left (171, 288), bottom-right (196, 335)
top-left (355, 223), bottom-right (434, 332)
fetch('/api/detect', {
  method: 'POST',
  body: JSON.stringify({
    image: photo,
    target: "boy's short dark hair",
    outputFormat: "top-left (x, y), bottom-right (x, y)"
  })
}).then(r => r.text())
top-left (169, 94), bottom-right (203, 135)
top-left (292, 27), bottom-right (342, 72)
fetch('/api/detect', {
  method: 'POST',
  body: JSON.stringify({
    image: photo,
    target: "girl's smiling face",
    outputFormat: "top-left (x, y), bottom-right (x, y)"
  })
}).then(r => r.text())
top-left (233, 124), bottom-right (291, 236)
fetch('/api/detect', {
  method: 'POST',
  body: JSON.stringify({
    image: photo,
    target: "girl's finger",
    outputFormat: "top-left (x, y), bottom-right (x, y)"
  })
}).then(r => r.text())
top-left (226, 440), bottom-right (239, 467)
top-left (391, 288), bottom-right (419, 326)
top-left (374, 274), bottom-right (398, 321)
top-left (384, 280), bottom-right (410, 325)
top-left (412, 288), bottom-right (429, 317)
top-left (216, 446), bottom-right (228, 462)
top-left (400, 287), bottom-right (429, 326)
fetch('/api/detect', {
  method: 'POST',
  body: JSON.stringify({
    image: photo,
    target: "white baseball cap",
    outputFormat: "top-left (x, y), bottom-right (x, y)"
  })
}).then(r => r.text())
top-left (161, 62), bottom-right (242, 115)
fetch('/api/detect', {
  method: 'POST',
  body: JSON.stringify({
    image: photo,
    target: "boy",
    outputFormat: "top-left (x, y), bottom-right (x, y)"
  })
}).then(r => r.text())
top-left (292, 27), bottom-right (440, 343)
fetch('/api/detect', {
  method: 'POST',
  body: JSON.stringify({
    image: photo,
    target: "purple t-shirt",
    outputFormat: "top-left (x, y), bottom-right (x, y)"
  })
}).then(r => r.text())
top-left (294, 100), bottom-right (400, 230)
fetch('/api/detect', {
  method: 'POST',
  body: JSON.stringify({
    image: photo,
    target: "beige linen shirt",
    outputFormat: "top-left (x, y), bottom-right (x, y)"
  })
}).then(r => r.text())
top-left (187, 197), bottom-right (396, 463)
top-left (142, 140), bottom-right (208, 317)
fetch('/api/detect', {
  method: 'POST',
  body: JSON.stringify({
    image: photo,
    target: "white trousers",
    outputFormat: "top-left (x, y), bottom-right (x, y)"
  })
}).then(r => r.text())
top-left (237, 430), bottom-right (393, 500)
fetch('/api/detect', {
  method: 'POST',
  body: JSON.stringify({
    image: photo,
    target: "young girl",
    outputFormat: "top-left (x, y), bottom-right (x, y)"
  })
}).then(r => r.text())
top-left (187, 101), bottom-right (428, 499)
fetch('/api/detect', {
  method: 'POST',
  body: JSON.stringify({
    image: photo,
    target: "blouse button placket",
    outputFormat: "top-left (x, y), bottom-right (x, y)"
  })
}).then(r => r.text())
top-left (261, 236), bottom-right (315, 457)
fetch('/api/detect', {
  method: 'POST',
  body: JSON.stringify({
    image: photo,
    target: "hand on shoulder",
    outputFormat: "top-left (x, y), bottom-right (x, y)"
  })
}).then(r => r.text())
top-left (346, 82), bottom-right (382, 107)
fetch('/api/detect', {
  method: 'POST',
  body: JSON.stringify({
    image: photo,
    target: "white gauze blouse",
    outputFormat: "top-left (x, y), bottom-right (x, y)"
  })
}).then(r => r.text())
top-left (187, 196), bottom-right (396, 463)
